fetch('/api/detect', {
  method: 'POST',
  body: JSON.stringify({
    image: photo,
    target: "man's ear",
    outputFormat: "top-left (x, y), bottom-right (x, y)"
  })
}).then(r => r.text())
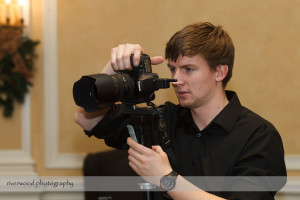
top-left (215, 65), bottom-right (228, 82)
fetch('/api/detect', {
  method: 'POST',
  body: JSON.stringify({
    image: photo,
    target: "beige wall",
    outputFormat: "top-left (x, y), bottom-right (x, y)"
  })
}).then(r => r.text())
top-left (1, 0), bottom-right (300, 176)
top-left (0, 105), bottom-right (22, 149)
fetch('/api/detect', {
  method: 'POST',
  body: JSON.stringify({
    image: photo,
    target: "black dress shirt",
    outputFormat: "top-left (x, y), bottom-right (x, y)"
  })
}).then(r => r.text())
top-left (86, 91), bottom-right (287, 200)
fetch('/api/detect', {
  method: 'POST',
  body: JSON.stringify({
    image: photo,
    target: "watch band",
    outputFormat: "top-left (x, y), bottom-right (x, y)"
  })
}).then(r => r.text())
top-left (168, 171), bottom-right (179, 177)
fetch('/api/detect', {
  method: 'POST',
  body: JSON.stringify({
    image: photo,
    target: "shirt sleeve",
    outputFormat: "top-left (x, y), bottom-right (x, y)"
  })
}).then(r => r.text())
top-left (223, 124), bottom-right (287, 200)
top-left (84, 104), bottom-right (131, 149)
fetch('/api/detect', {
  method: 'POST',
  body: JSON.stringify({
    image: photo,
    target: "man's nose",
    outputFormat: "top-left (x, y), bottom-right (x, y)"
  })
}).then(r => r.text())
top-left (171, 71), bottom-right (184, 86)
top-left (171, 80), bottom-right (184, 87)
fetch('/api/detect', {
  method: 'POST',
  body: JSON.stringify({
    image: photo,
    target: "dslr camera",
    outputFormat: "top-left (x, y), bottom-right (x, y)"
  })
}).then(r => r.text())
top-left (73, 54), bottom-right (176, 112)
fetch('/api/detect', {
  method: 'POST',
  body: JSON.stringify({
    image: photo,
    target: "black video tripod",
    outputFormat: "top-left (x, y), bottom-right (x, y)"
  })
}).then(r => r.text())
top-left (123, 102), bottom-right (172, 200)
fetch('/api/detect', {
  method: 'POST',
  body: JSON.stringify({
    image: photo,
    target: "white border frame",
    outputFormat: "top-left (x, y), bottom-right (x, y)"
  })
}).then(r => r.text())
top-left (0, 0), bottom-right (36, 176)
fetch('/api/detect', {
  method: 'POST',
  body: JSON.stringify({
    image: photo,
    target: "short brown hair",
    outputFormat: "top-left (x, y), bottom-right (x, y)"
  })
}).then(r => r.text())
top-left (165, 22), bottom-right (235, 88)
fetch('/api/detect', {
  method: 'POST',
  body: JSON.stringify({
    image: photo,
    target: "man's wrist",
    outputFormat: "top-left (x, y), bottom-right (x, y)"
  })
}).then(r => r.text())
top-left (160, 170), bottom-right (179, 191)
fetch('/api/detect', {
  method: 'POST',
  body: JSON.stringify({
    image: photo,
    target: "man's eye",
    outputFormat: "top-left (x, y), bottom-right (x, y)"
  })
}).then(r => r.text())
top-left (169, 68), bottom-right (176, 72)
top-left (186, 67), bottom-right (193, 72)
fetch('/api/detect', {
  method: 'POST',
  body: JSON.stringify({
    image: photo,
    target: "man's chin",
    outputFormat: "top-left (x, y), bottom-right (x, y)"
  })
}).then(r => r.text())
top-left (179, 101), bottom-right (193, 108)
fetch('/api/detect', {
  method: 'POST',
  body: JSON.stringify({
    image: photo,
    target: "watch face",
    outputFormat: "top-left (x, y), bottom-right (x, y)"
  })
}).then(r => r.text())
top-left (161, 176), bottom-right (175, 190)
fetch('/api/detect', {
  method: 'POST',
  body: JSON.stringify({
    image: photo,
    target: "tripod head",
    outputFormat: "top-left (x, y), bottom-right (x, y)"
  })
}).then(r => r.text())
top-left (122, 102), bottom-right (161, 148)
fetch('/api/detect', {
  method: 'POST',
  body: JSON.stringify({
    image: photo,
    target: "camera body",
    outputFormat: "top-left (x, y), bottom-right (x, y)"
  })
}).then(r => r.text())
top-left (73, 54), bottom-right (176, 112)
top-left (121, 54), bottom-right (159, 103)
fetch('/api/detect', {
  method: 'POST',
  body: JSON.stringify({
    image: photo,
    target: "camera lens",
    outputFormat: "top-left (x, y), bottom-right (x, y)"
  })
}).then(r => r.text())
top-left (109, 73), bottom-right (135, 102)
top-left (73, 73), bottom-right (135, 112)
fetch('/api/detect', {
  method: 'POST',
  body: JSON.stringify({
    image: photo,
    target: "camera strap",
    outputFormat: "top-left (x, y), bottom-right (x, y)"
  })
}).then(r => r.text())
top-left (156, 107), bottom-right (177, 167)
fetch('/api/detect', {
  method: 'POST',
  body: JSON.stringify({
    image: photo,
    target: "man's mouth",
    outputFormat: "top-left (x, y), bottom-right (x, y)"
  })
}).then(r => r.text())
top-left (177, 91), bottom-right (189, 97)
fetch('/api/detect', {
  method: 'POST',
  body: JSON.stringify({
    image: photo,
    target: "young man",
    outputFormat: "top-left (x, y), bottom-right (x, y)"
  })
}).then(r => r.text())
top-left (75, 22), bottom-right (286, 199)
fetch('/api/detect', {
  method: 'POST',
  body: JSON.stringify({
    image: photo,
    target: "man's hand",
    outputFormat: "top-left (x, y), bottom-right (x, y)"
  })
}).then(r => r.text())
top-left (127, 137), bottom-right (173, 186)
top-left (102, 43), bottom-right (164, 74)
top-left (74, 107), bottom-right (109, 131)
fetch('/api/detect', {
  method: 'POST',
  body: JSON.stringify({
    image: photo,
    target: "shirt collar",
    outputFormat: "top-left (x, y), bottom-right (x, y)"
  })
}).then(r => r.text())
top-left (180, 90), bottom-right (242, 134)
top-left (213, 90), bottom-right (242, 133)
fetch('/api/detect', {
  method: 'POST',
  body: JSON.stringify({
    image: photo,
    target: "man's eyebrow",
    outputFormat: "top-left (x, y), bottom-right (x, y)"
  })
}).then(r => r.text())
top-left (167, 64), bottom-right (174, 68)
top-left (167, 63), bottom-right (192, 68)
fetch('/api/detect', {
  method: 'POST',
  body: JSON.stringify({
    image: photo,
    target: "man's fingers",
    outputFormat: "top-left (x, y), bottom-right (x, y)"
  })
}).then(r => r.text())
top-left (128, 152), bottom-right (141, 168)
top-left (110, 44), bottom-right (161, 71)
top-left (122, 47), bottom-right (132, 70)
top-left (132, 49), bottom-right (142, 67)
top-left (116, 45), bottom-right (125, 70)
top-left (128, 146), bottom-right (144, 163)
top-left (128, 160), bottom-right (141, 175)
top-left (110, 48), bottom-right (118, 71)
top-left (127, 137), bottom-right (153, 156)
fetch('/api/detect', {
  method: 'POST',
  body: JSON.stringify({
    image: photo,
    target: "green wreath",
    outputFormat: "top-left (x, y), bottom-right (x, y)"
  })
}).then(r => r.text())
top-left (0, 26), bottom-right (39, 117)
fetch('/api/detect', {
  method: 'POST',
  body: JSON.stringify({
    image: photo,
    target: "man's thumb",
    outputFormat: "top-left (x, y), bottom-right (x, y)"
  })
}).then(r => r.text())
top-left (151, 56), bottom-right (164, 65)
top-left (152, 145), bottom-right (163, 153)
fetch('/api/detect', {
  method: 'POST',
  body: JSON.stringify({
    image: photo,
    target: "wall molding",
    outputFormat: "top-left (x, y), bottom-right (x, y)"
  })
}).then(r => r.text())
top-left (285, 155), bottom-right (300, 170)
top-left (0, 94), bottom-right (36, 175)
top-left (0, 0), bottom-right (36, 175)
top-left (43, 0), bottom-right (86, 169)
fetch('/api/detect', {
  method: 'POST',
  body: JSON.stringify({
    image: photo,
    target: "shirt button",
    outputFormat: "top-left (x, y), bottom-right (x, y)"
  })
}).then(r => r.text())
top-left (197, 132), bottom-right (202, 138)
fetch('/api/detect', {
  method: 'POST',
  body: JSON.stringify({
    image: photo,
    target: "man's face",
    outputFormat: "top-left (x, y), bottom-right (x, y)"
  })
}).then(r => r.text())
top-left (167, 55), bottom-right (218, 109)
